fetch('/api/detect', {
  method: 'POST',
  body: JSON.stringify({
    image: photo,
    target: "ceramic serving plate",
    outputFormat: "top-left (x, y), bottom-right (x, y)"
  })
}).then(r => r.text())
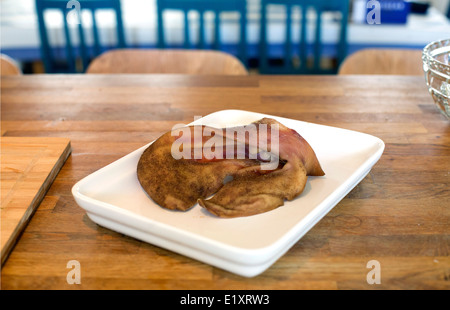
top-left (72, 110), bottom-right (384, 277)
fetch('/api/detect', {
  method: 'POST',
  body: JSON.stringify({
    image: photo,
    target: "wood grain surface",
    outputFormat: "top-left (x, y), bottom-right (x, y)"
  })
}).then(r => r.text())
top-left (86, 49), bottom-right (249, 75)
top-left (0, 74), bottom-right (449, 290)
top-left (338, 49), bottom-right (424, 76)
top-left (1, 137), bottom-right (71, 265)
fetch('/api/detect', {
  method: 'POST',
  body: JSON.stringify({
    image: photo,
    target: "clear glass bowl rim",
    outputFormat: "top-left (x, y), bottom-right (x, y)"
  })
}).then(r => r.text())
top-left (422, 38), bottom-right (450, 70)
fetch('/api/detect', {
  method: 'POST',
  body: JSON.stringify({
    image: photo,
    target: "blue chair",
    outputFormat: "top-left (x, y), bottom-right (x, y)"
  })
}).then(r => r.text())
top-left (35, 0), bottom-right (126, 73)
top-left (156, 0), bottom-right (248, 65)
top-left (259, 0), bottom-right (349, 74)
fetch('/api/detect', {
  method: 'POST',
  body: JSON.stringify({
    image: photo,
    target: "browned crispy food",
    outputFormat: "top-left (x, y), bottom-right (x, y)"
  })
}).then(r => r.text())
top-left (137, 118), bottom-right (324, 218)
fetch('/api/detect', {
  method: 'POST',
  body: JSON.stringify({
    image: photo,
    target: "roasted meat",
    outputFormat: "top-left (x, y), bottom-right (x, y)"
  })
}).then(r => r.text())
top-left (137, 118), bottom-right (324, 218)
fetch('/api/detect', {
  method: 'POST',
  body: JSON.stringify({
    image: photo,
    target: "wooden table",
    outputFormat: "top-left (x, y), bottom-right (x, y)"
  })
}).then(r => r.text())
top-left (1, 74), bottom-right (449, 290)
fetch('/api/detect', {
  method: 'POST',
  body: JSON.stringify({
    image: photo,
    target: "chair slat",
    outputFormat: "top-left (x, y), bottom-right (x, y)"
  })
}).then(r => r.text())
top-left (214, 11), bottom-right (220, 50)
top-left (35, 1), bottom-right (52, 72)
top-left (285, 4), bottom-right (292, 72)
top-left (91, 9), bottom-right (102, 56)
top-left (299, 5), bottom-right (307, 71)
top-left (184, 10), bottom-right (190, 48)
top-left (239, 6), bottom-right (247, 65)
top-left (62, 8), bottom-right (75, 72)
top-left (313, 9), bottom-right (322, 70)
top-left (78, 22), bottom-right (89, 70)
top-left (259, 3), bottom-right (268, 73)
top-left (198, 10), bottom-right (205, 49)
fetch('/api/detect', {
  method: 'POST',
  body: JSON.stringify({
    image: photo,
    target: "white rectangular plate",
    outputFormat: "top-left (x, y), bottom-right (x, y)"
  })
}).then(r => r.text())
top-left (72, 110), bottom-right (384, 277)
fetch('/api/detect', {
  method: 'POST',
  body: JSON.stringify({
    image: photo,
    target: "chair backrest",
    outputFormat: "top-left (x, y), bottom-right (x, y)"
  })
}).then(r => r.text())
top-left (156, 0), bottom-right (247, 65)
top-left (259, 0), bottom-right (349, 74)
top-left (35, 0), bottom-right (126, 73)
top-left (86, 49), bottom-right (248, 75)
top-left (338, 48), bottom-right (424, 75)
top-left (1, 54), bottom-right (22, 76)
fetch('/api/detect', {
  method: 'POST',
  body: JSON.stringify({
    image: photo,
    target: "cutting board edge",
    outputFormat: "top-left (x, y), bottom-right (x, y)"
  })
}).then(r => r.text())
top-left (1, 139), bottom-right (72, 266)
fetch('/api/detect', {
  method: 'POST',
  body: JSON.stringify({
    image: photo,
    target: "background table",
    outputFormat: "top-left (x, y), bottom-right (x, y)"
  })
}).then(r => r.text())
top-left (1, 74), bottom-right (449, 290)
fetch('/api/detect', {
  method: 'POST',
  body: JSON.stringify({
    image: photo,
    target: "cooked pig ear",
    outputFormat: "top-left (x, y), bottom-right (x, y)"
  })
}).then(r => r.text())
top-left (198, 194), bottom-right (284, 218)
top-left (293, 133), bottom-right (325, 177)
top-left (252, 118), bottom-right (324, 177)
top-left (138, 117), bottom-right (325, 218)
top-left (198, 161), bottom-right (308, 218)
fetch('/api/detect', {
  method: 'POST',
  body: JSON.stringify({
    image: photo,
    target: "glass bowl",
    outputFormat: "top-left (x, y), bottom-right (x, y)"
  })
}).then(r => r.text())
top-left (422, 39), bottom-right (450, 120)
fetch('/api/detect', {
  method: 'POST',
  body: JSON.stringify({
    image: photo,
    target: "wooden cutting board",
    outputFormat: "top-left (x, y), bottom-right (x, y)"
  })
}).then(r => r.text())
top-left (1, 137), bottom-right (71, 265)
